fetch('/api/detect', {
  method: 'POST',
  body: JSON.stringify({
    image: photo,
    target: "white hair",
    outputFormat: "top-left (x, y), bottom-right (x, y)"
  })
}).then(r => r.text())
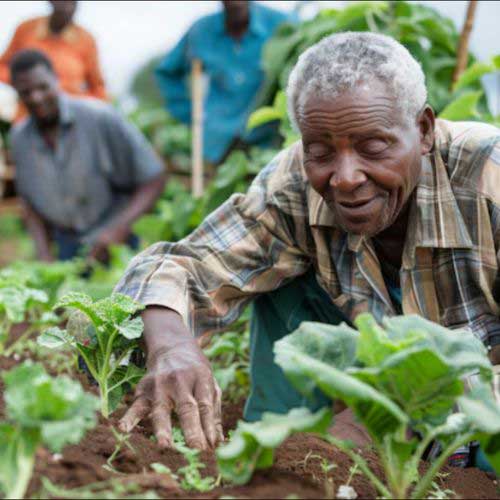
top-left (286, 32), bottom-right (427, 130)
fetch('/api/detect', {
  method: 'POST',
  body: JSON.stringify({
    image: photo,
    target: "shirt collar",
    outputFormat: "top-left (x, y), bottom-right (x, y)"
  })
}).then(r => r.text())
top-left (35, 16), bottom-right (78, 43)
top-left (307, 125), bottom-right (473, 263)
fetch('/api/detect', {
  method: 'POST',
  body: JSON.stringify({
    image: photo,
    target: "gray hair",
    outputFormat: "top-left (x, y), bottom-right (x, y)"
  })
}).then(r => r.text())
top-left (286, 32), bottom-right (427, 130)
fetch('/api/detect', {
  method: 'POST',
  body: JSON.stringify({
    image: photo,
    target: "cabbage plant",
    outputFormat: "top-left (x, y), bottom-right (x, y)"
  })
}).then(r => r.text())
top-left (38, 292), bottom-right (145, 418)
top-left (0, 362), bottom-right (98, 499)
top-left (217, 314), bottom-right (500, 498)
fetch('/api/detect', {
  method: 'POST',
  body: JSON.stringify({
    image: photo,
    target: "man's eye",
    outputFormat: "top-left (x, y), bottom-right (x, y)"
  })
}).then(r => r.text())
top-left (307, 143), bottom-right (331, 158)
top-left (358, 139), bottom-right (388, 155)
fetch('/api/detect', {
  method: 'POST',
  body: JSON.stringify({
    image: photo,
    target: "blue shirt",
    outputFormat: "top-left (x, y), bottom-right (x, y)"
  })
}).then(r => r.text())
top-left (155, 3), bottom-right (292, 163)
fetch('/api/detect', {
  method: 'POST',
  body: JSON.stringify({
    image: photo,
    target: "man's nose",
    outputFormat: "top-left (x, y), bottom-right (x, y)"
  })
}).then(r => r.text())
top-left (329, 154), bottom-right (367, 192)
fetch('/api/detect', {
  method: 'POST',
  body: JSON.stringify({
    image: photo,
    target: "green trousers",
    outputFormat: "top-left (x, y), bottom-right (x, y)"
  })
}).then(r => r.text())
top-left (244, 270), bottom-right (348, 422)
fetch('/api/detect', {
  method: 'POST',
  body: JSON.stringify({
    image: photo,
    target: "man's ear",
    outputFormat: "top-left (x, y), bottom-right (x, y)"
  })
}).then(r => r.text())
top-left (418, 105), bottom-right (435, 155)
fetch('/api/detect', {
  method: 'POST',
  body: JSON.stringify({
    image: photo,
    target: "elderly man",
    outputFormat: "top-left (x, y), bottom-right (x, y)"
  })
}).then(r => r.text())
top-left (10, 49), bottom-right (165, 262)
top-left (156, 0), bottom-right (292, 164)
top-left (116, 33), bottom-right (500, 454)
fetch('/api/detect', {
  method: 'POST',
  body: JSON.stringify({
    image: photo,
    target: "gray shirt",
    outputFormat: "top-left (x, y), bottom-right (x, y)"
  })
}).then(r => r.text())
top-left (11, 94), bottom-right (163, 243)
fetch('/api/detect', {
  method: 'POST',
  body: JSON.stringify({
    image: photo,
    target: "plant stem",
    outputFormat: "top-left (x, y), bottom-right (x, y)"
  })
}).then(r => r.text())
top-left (323, 434), bottom-right (392, 499)
top-left (100, 382), bottom-right (109, 419)
top-left (410, 433), bottom-right (474, 499)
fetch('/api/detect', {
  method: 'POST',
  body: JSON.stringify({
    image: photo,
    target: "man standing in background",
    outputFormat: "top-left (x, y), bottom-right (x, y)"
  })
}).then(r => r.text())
top-left (156, 1), bottom-right (292, 165)
top-left (0, 0), bottom-right (107, 120)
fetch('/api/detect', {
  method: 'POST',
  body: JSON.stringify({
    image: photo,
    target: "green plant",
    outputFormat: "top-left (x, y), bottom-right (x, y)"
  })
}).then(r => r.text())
top-left (217, 407), bottom-right (332, 485)
top-left (251, 1), bottom-right (499, 141)
top-left (103, 427), bottom-right (136, 474)
top-left (171, 427), bottom-right (216, 492)
top-left (0, 278), bottom-right (52, 357)
top-left (217, 314), bottom-right (500, 498)
top-left (38, 292), bottom-right (145, 418)
top-left (0, 361), bottom-right (98, 499)
top-left (204, 327), bottom-right (250, 403)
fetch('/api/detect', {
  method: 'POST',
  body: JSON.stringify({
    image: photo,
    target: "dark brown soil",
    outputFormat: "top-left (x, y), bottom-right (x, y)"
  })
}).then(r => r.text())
top-left (1, 338), bottom-right (498, 499)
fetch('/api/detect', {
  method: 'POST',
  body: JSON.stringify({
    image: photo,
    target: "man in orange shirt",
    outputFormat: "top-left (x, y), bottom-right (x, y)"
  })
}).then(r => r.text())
top-left (0, 0), bottom-right (106, 114)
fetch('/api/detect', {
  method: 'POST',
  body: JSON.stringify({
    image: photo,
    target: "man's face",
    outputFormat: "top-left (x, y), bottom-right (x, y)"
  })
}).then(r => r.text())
top-left (222, 0), bottom-right (249, 23)
top-left (12, 64), bottom-right (60, 125)
top-left (49, 1), bottom-right (77, 29)
top-left (299, 81), bottom-right (433, 237)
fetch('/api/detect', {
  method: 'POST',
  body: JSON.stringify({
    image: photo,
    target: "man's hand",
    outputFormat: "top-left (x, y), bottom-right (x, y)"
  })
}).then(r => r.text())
top-left (89, 223), bottom-right (130, 262)
top-left (118, 306), bottom-right (223, 450)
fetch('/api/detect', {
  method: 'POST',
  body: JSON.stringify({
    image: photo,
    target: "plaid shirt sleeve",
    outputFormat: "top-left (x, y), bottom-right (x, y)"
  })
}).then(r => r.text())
top-left (114, 145), bottom-right (313, 337)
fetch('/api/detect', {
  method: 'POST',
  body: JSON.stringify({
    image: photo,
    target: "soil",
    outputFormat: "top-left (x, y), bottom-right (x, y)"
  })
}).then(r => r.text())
top-left (0, 334), bottom-right (498, 499)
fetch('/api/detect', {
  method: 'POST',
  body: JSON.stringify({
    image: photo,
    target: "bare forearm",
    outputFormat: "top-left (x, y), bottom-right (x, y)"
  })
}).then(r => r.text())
top-left (115, 173), bottom-right (166, 230)
top-left (142, 305), bottom-right (192, 361)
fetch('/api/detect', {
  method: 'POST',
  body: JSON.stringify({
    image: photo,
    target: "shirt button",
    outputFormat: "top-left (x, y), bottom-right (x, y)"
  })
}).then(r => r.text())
top-left (235, 73), bottom-right (246, 85)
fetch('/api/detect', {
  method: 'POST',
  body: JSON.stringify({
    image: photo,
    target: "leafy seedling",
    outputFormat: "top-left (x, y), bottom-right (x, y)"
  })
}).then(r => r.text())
top-left (218, 314), bottom-right (500, 498)
top-left (38, 292), bottom-right (145, 417)
top-left (0, 278), bottom-right (52, 357)
top-left (0, 361), bottom-right (98, 499)
top-left (172, 428), bottom-right (217, 492)
top-left (103, 427), bottom-right (136, 473)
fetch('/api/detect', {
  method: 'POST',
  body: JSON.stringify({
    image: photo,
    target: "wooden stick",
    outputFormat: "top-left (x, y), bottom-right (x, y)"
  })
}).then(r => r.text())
top-left (452, 0), bottom-right (478, 86)
top-left (191, 59), bottom-right (204, 198)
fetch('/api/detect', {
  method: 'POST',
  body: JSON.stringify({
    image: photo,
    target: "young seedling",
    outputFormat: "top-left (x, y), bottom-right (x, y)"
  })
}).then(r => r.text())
top-left (103, 426), bottom-right (136, 474)
top-left (217, 314), bottom-right (500, 498)
top-left (0, 361), bottom-right (98, 499)
top-left (171, 427), bottom-right (217, 492)
top-left (0, 279), bottom-right (52, 357)
top-left (38, 292), bottom-right (145, 418)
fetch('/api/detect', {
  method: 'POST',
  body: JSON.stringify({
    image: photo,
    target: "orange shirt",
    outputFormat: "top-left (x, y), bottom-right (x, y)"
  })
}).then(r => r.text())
top-left (0, 16), bottom-right (107, 117)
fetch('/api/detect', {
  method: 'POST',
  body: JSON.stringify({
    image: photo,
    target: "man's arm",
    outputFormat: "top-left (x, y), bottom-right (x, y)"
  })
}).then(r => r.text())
top-left (89, 172), bottom-right (166, 261)
top-left (115, 148), bottom-right (310, 448)
top-left (0, 22), bottom-right (25, 84)
top-left (20, 199), bottom-right (54, 262)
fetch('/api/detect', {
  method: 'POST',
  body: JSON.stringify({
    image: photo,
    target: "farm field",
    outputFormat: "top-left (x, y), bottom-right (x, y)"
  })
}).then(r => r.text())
top-left (1, 1), bottom-right (500, 498)
top-left (0, 344), bottom-right (497, 499)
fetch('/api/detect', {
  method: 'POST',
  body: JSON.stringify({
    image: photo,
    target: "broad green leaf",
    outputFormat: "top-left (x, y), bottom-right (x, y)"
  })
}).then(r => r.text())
top-left (382, 315), bottom-right (492, 381)
top-left (214, 364), bottom-right (238, 391)
top-left (94, 293), bottom-right (144, 325)
top-left (438, 91), bottom-right (483, 120)
top-left (217, 407), bottom-right (332, 485)
top-left (0, 424), bottom-right (39, 499)
top-left (351, 347), bottom-right (463, 425)
top-left (117, 315), bottom-right (144, 339)
top-left (355, 313), bottom-right (425, 366)
top-left (274, 321), bottom-right (358, 399)
top-left (453, 61), bottom-right (496, 92)
top-left (247, 107), bottom-right (283, 131)
top-left (458, 383), bottom-right (500, 435)
top-left (37, 327), bottom-right (75, 349)
top-left (275, 331), bottom-right (408, 441)
top-left (55, 292), bottom-right (102, 326)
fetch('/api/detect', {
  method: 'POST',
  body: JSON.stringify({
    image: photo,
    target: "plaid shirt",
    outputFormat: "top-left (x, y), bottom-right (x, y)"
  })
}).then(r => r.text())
top-left (116, 119), bottom-right (500, 347)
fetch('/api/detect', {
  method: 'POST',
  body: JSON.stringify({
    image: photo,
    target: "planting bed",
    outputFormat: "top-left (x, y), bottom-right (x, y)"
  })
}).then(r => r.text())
top-left (0, 345), bottom-right (498, 499)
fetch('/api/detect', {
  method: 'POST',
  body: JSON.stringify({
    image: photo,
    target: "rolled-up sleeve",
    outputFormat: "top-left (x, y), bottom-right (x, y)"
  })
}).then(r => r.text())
top-left (114, 150), bottom-right (312, 336)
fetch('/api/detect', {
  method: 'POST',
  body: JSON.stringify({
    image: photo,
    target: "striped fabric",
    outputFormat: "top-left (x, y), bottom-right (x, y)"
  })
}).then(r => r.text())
top-left (115, 119), bottom-right (500, 347)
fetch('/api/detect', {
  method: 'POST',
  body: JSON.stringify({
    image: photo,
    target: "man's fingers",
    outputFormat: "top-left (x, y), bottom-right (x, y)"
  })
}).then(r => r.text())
top-left (213, 382), bottom-right (224, 444)
top-left (195, 381), bottom-right (217, 448)
top-left (152, 401), bottom-right (174, 448)
top-left (176, 396), bottom-right (208, 450)
top-left (119, 396), bottom-right (150, 433)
